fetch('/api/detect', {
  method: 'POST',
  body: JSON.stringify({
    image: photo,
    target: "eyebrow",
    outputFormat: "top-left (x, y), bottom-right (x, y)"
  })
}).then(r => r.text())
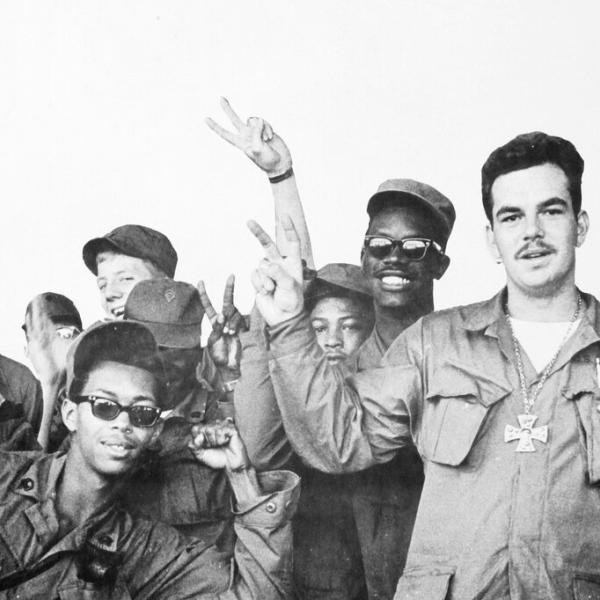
top-left (495, 197), bottom-right (569, 219)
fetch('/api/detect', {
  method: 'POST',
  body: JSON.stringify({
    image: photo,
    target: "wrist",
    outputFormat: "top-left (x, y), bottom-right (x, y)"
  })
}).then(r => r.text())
top-left (268, 166), bottom-right (294, 184)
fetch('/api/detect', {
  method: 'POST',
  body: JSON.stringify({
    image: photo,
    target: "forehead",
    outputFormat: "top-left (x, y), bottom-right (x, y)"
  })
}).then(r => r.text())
top-left (367, 205), bottom-right (437, 238)
top-left (81, 360), bottom-right (158, 404)
top-left (490, 163), bottom-right (573, 213)
top-left (310, 295), bottom-right (367, 319)
top-left (96, 252), bottom-right (154, 277)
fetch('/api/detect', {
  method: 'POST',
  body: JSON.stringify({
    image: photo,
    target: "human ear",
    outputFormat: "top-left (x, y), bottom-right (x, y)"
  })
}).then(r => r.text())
top-left (575, 210), bottom-right (590, 248)
top-left (485, 223), bottom-right (502, 263)
top-left (62, 398), bottom-right (79, 433)
top-left (433, 254), bottom-right (451, 280)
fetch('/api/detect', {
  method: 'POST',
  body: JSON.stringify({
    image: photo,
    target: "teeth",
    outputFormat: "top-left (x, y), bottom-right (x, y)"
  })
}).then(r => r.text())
top-left (381, 276), bottom-right (409, 285)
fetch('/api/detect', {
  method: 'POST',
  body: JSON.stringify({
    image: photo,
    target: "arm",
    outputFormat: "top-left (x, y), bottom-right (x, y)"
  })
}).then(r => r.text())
top-left (24, 297), bottom-right (73, 451)
top-left (234, 304), bottom-right (294, 470)
top-left (206, 97), bottom-right (314, 268)
top-left (248, 218), bottom-right (418, 473)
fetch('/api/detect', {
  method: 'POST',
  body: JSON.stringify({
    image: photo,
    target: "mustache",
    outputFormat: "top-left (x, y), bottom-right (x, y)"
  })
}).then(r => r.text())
top-left (516, 242), bottom-right (555, 259)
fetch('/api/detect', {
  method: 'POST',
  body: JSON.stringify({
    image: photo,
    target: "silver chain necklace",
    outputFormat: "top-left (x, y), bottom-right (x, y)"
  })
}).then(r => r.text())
top-left (503, 295), bottom-right (582, 452)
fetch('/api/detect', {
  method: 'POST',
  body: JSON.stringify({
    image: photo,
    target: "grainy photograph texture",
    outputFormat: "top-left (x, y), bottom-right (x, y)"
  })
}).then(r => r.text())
top-left (0, 2), bottom-right (599, 599)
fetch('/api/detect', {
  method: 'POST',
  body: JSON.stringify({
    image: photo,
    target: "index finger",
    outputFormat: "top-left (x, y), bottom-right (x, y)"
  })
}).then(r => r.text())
top-left (197, 280), bottom-right (218, 324)
top-left (247, 220), bottom-right (282, 262)
top-left (205, 117), bottom-right (239, 147)
top-left (220, 97), bottom-right (245, 130)
top-left (222, 274), bottom-right (235, 314)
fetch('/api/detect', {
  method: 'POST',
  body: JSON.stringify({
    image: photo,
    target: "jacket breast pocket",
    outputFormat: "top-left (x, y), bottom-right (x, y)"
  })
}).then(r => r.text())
top-left (566, 360), bottom-right (600, 485)
top-left (420, 362), bottom-right (510, 467)
top-left (394, 566), bottom-right (455, 600)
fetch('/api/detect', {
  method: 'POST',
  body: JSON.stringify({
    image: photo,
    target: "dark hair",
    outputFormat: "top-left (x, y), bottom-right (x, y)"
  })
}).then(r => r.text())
top-left (481, 131), bottom-right (584, 224)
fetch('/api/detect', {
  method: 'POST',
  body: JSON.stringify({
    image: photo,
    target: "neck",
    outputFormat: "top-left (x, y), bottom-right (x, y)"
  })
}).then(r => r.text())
top-left (56, 447), bottom-right (117, 532)
top-left (506, 280), bottom-right (580, 322)
top-left (374, 296), bottom-right (434, 349)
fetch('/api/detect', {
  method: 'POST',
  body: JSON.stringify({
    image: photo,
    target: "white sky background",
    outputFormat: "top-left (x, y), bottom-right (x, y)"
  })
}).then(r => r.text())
top-left (1, 0), bottom-right (600, 363)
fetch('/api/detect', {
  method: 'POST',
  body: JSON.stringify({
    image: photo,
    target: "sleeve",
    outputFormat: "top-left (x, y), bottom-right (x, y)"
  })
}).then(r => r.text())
top-left (233, 306), bottom-right (294, 470)
top-left (129, 470), bottom-right (300, 600)
top-left (266, 312), bottom-right (422, 473)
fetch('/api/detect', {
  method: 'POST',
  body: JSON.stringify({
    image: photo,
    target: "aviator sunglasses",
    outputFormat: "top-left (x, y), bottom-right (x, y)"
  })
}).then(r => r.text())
top-left (363, 235), bottom-right (443, 261)
top-left (73, 395), bottom-right (161, 428)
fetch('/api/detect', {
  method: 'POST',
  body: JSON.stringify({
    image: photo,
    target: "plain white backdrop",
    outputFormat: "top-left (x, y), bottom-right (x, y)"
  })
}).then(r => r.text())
top-left (2, 1), bottom-right (600, 363)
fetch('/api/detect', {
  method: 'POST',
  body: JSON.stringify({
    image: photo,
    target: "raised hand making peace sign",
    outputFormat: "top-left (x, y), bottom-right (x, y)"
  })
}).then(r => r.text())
top-left (197, 275), bottom-right (247, 377)
top-left (248, 215), bottom-right (304, 326)
top-left (206, 97), bottom-right (292, 178)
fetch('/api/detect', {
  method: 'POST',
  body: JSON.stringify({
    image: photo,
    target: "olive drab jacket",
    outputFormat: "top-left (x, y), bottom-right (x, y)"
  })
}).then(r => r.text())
top-left (264, 290), bottom-right (600, 600)
top-left (0, 451), bottom-right (299, 599)
top-left (235, 312), bottom-right (423, 600)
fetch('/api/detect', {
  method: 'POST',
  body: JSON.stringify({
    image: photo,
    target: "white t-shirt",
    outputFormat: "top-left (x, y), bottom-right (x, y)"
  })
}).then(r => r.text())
top-left (510, 317), bottom-right (581, 373)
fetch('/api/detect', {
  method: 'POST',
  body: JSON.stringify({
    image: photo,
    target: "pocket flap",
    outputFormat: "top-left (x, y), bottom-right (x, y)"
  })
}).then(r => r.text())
top-left (573, 571), bottom-right (600, 600)
top-left (395, 567), bottom-right (455, 600)
top-left (426, 360), bottom-right (511, 408)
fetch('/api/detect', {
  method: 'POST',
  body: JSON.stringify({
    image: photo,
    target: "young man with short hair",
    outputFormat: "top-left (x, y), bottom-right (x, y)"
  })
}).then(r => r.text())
top-left (251, 131), bottom-right (599, 599)
top-left (0, 319), bottom-right (298, 598)
top-left (82, 224), bottom-right (177, 319)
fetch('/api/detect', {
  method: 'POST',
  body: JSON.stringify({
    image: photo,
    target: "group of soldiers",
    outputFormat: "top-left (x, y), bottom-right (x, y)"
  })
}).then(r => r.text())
top-left (0, 98), bottom-right (597, 599)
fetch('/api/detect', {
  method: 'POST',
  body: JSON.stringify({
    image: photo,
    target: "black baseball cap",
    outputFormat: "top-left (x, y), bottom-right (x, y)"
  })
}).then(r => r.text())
top-left (82, 224), bottom-right (178, 278)
top-left (65, 320), bottom-right (170, 409)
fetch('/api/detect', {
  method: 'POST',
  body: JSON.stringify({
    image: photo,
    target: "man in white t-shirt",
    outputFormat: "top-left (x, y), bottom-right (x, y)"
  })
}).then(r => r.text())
top-left (247, 131), bottom-right (600, 599)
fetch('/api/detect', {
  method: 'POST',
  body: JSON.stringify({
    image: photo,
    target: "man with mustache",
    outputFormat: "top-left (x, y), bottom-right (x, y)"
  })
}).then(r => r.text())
top-left (251, 131), bottom-right (600, 599)
top-left (0, 319), bottom-right (298, 598)
top-left (213, 102), bottom-right (455, 598)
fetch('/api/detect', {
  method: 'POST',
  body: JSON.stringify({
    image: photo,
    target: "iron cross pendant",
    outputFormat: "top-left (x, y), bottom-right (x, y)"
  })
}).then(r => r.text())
top-left (504, 414), bottom-right (548, 452)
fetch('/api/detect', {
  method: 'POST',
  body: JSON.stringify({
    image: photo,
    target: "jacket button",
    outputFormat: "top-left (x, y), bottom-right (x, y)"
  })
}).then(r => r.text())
top-left (19, 478), bottom-right (34, 491)
top-left (265, 502), bottom-right (277, 513)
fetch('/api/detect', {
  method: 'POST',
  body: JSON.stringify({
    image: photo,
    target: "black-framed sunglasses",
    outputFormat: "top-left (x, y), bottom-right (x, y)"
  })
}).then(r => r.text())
top-left (363, 235), bottom-right (443, 261)
top-left (73, 395), bottom-right (161, 428)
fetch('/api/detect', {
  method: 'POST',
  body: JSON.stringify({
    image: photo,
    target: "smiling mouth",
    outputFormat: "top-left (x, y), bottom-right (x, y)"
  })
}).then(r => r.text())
top-left (519, 249), bottom-right (553, 260)
top-left (378, 275), bottom-right (412, 290)
top-left (101, 440), bottom-right (136, 457)
top-left (110, 306), bottom-right (125, 318)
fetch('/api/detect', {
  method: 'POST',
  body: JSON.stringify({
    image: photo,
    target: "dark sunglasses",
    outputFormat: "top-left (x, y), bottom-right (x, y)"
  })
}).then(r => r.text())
top-left (363, 235), bottom-right (443, 261)
top-left (73, 395), bottom-right (161, 428)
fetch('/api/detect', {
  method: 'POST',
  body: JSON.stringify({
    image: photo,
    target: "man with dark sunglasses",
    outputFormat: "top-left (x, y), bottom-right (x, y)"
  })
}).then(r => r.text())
top-left (0, 319), bottom-right (298, 598)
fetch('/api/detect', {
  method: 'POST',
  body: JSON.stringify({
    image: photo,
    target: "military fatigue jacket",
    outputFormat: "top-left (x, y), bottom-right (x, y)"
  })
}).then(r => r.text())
top-left (265, 290), bottom-right (600, 600)
top-left (0, 451), bottom-right (299, 599)
top-left (235, 316), bottom-right (422, 600)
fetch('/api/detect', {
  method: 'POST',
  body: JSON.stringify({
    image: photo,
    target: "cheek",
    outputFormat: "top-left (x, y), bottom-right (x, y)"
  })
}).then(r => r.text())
top-left (342, 330), bottom-right (367, 354)
top-left (312, 329), bottom-right (328, 351)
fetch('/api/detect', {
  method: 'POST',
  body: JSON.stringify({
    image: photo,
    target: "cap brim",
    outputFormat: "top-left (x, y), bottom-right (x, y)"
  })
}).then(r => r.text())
top-left (132, 320), bottom-right (203, 349)
top-left (305, 278), bottom-right (372, 301)
top-left (82, 238), bottom-right (124, 275)
top-left (67, 321), bottom-right (170, 408)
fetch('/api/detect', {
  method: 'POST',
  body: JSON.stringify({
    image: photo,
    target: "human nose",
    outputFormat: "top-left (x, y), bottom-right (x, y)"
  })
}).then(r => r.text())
top-left (110, 409), bottom-right (133, 432)
top-left (523, 212), bottom-right (543, 240)
top-left (324, 326), bottom-right (343, 349)
top-left (103, 279), bottom-right (124, 302)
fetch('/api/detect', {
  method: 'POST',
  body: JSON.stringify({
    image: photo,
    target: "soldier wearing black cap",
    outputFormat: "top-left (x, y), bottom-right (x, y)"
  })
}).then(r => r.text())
top-left (0, 320), bottom-right (299, 598)
top-left (82, 224), bottom-right (178, 319)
